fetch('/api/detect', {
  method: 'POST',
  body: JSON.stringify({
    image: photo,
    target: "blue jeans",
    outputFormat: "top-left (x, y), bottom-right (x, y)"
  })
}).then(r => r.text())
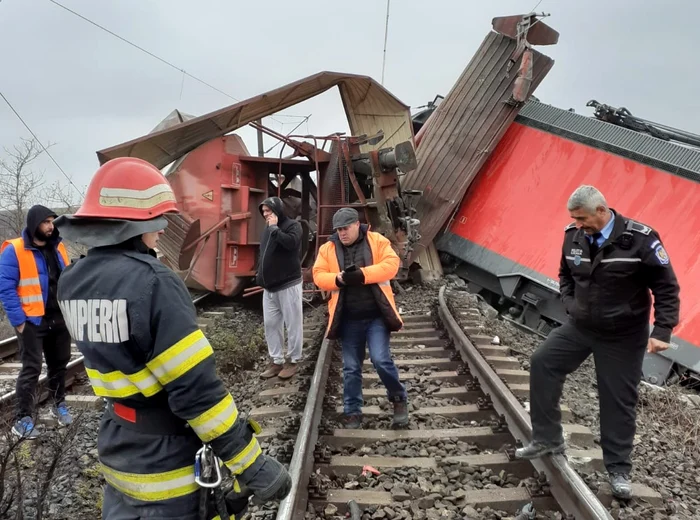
top-left (340, 317), bottom-right (407, 416)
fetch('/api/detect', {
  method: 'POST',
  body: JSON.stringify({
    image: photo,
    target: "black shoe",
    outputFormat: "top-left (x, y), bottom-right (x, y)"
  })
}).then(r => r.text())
top-left (609, 472), bottom-right (632, 500)
top-left (341, 414), bottom-right (362, 429)
top-left (392, 401), bottom-right (409, 428)
top-left (514, 439), bottom-right (566, 460)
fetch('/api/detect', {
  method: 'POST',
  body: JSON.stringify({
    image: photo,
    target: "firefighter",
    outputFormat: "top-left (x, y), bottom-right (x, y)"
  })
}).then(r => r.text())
top-left (515, 185), bottom-right (681, 500)
top-left (54, 157), bottom-right (291, 519)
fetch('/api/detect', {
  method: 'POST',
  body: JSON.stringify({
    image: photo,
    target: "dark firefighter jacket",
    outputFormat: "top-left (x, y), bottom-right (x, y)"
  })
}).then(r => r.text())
top-left (559, 209), bottom-right (680, 342)
top-left (56, 242), bottom-right (270, 509)
top-left (256, 197), bottom-right (302, 292)
top-left (312, 224), bottom-right (403, 339)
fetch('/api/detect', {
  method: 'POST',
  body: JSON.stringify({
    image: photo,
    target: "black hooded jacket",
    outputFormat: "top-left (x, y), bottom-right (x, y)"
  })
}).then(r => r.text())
top-left (26, 205), bottom-right (62, 318)
top-left (256, 197), bottom-right (302, 292)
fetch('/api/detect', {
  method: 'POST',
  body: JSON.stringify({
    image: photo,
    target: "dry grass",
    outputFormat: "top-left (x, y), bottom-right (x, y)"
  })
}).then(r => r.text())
top-left (637, 384), bottom-right (700, 458)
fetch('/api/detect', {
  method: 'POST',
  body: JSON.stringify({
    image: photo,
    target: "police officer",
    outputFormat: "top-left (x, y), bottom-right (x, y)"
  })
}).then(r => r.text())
top-left (54, 157), bottom-right (290, 520)
top-left (516, 185), bottom-right (680, 500)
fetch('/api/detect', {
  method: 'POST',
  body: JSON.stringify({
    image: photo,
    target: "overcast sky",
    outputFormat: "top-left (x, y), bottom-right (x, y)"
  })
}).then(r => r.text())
top-left (1, 0), bottom-right (698, 198)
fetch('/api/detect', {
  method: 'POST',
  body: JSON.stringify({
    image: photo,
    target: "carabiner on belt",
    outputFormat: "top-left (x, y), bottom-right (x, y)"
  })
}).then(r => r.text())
top-left (194, 444), bottom-right (222, 489)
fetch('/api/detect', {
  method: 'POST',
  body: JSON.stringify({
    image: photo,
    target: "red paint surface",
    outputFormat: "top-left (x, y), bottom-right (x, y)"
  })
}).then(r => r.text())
top-left (450, 123), bottom-right (700, 344)
top-left (167, 135), bottom-right (267, 296)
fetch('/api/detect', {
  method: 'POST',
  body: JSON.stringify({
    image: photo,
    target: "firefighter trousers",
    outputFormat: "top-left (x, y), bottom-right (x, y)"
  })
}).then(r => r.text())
top-left (529, 321), bottom-right (648, 475)
top-left (15, 317), bottom-right (71, 420)
top-left (103, 483), bottom-right (222, 520)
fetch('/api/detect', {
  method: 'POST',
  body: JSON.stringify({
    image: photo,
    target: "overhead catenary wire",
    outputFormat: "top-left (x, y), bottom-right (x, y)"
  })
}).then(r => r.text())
top-left (381, 0), bottom-right (391, 85)
top-left (0, 90), bottom-right (84, 197)
top-left (45, 0), bottom-right (309, 126)
top-left (264, 115), bottom-right (312, 155)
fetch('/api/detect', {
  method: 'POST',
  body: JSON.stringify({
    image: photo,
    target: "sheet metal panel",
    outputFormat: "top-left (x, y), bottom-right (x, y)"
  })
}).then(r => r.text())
top-left (402, 31), bottom-right (554, 260)
top-left (96, 72), bottom-right (413, 169)
top-left (446, 122), bottom-right (700, 346)
top-left (516, 100), bottom-right (700, 181)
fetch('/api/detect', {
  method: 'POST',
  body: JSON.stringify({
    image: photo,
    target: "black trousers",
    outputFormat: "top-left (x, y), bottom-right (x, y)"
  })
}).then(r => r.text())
top-left (529, 321), bottom-right (648, 475)
top-left (15, 317), bottom-right (71, 420)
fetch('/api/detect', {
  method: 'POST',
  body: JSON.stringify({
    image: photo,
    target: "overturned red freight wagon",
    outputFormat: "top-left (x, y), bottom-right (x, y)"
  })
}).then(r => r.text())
top-left (433, 99), bottom-right (700, 386)
top-left (95, 71), bottom-right (421, 298)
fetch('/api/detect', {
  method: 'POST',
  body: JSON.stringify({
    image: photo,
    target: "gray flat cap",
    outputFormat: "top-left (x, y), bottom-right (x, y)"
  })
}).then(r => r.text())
top-left (332, 207), bottom-right (359, 229)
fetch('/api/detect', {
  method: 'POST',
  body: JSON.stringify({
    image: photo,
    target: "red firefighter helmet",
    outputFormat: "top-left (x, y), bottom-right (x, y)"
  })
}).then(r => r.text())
top-left (74, 157), bottom-right (179, 220)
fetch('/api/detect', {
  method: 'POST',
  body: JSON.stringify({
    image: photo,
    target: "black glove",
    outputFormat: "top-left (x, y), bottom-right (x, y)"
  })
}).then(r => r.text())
top-left (342, 269), bottom-right (365, 286)
top-left (239, 455), bottom-right (292, 504)
top-left (224, 485), bottom-right (251, 518)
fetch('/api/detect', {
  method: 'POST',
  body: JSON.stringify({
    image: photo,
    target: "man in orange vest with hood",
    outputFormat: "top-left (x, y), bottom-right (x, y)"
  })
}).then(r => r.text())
top-left (312, 207), bottom-right (408, 429)
top-left (0, 204), bottom-right (73, 439)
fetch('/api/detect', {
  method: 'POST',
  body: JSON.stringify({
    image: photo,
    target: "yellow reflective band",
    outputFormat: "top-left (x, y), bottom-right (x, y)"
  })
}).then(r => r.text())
top-left (188, 393), bottom-right (239, 443)
top-left (100, 463), bottom-right (199, 502)
top-left (86, 366), bottom-right (163, 398)
top-left (99, 184), bottom-right (176, 210)
top-left (147, 329), bottom-right (214, 385)
top-left (224, 437), bottom-right (262, 475)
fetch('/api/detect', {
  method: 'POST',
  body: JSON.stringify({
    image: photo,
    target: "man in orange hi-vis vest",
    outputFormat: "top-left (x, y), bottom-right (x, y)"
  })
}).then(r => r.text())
top-left (0, 205), bottom-right (72, 439)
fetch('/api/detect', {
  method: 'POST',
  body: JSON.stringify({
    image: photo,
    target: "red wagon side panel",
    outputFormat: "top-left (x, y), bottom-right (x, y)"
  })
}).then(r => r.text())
top-left (447, 122), bottom-right (700, 344)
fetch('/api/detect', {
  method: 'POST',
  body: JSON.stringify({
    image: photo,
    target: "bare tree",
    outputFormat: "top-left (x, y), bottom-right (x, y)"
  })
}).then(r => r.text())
top-left (0, 138), bottom-right (49, 240)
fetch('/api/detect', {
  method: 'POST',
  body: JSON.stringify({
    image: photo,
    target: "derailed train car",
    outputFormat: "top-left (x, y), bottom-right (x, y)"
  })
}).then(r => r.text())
top-left (432, 99), bottom-right (700, 386)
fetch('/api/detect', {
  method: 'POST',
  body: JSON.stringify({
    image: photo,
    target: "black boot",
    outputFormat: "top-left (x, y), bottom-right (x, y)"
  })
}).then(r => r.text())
top-left (392, 401), bottom-right (409, 428)
top-left (515, 439), bottom-right (566, 460)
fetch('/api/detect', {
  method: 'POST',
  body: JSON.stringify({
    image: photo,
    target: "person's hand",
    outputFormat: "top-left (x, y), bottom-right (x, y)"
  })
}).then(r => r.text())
top-left (336, 272), bottom-right (344, 285)
top-left (16, 322), bottom-right (25, 334)
top-left (647, 338), bottom-right (670, 354)
top-left (267, 214), bottom-right (278, 226)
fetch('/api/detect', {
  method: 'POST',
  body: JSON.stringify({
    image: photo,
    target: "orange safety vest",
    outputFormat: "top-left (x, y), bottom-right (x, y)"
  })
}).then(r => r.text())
top-left (0, 237), bottom-right (70, 317)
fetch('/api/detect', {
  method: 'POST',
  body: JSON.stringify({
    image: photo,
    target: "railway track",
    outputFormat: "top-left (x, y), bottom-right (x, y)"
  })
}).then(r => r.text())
top-left (247, 285), bottom-right (664, 520)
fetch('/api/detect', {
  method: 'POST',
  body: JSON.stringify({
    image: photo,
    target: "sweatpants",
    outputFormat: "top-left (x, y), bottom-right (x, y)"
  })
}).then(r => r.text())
top-left (529, 321), bottom-right (648, 475)
top-left (15, 317), bottom-right (71, 420)
top-left (262, 282), bottom-right (303, 364)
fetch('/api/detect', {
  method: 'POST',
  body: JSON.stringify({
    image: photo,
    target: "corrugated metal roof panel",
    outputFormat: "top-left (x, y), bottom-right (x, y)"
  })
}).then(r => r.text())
top-left (96, 71), bottom-right (413, 169)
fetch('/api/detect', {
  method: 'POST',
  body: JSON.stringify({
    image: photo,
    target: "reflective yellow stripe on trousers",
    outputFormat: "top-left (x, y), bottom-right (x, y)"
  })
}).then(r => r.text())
top-left (101, 463), bottom-right (199, 501)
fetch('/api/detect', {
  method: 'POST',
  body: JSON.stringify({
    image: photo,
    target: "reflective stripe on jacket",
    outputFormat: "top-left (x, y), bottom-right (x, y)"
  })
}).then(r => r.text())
top-left (312, 226), bottom-right (403, 339)
top-left (0, 232), bottom-right (70, 326)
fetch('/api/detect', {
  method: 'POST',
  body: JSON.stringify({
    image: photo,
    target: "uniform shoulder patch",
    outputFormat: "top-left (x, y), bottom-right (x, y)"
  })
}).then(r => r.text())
top-left (627, 220), bottom-right (652, 235)
top-left (564, 222), bottom-right (577, 232)
top-left (653, 244), bottom-right (670, 265)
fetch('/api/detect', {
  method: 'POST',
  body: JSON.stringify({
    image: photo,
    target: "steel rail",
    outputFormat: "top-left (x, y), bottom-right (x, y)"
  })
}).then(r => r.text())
top-left (0, 291), bottom-right (212, 407)
top-left (276, 336), bottom-right (333, 520)
top-left (437, 286), bottom-right (613, 520)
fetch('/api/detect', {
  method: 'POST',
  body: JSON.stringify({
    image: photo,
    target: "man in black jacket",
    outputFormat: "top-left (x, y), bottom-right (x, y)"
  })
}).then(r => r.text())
top-left (256, 196), bottom-right (304, 379)
top-left (515, 185), bottom-right (681, 500)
